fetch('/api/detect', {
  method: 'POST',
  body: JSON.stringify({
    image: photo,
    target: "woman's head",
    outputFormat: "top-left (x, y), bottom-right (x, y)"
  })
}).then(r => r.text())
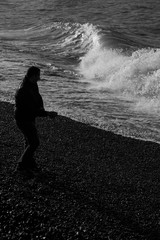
top-left (26, 66), bottom-right (40, 83)
top-left (20, 66), bottom-right (41, 89)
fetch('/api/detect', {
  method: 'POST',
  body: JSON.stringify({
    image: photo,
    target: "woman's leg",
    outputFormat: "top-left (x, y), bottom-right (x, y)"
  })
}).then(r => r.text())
top-left (17, 121), bottom-right (40, 168)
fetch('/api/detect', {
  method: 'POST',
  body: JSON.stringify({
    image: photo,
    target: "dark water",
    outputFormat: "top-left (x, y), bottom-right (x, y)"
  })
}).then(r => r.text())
top-left (1, 0), bottom-right (160, 143)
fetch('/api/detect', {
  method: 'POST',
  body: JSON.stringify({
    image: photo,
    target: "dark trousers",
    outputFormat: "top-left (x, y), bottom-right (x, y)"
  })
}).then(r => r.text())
top-left (16, 121), bottom-right (39, 165)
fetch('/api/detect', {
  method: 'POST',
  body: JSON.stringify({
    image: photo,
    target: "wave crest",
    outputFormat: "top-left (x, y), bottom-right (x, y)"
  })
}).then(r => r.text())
top-left (49, 22), bottom-right (101, 56)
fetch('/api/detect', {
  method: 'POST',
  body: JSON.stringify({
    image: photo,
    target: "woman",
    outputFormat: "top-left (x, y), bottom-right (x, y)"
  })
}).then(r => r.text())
top-left (15, 66), bottom-right (57, 171)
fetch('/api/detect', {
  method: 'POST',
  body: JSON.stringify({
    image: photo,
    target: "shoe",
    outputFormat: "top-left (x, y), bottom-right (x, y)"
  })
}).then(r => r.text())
top-left (16, 161), bottom-right (40, 172)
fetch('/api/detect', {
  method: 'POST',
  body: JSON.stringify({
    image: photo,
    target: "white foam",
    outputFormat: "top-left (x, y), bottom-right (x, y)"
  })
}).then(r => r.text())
top-left (79, 43), bottom-right (160, 113)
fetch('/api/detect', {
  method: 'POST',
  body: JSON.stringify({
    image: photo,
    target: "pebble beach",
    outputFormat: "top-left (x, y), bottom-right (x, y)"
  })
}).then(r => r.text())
top-left (1, 101), bottom-right (160, 240)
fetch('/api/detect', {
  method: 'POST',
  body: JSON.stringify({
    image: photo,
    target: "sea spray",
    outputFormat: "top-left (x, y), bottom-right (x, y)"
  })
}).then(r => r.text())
top-left (79, 42), bottom-right (160, 113)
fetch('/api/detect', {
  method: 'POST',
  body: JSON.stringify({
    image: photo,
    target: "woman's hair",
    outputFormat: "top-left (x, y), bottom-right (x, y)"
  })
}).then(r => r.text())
top-left (26, 66), bottom-right (40, 78)
top-left (20, 66), bottom-right (40, 87)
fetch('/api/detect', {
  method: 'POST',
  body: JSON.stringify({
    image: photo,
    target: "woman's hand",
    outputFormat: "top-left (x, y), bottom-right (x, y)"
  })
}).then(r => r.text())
top-left (47, 111), bottom-right (58, 119)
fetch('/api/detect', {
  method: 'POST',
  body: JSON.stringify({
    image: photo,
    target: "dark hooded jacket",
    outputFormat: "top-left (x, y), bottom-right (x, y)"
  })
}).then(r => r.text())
top-left (14, 78), bottom-right (48, 122)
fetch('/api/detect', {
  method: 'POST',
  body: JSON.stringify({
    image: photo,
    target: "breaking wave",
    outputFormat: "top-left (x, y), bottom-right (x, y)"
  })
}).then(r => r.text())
top-left (0, 22), bottom-right (101, 58)
top-left (79, 39), bottom-right (160, 114)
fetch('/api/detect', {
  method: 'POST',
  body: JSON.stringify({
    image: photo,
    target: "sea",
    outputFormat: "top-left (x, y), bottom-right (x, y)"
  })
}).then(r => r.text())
top-left (1, 0), bottom-right (160, 143)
